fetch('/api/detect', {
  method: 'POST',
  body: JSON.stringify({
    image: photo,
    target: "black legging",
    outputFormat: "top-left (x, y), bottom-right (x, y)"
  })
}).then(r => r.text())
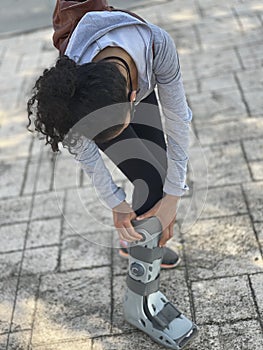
top-left (96, 91), bottom-right (168, 216)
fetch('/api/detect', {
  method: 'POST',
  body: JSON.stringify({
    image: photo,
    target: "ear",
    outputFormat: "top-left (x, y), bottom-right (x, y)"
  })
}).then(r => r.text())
top-left (130, 90), bottom-right (137, 102)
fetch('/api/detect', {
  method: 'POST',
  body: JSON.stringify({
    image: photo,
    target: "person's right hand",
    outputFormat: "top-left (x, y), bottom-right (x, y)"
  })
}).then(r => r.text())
top-left (112, 200), bottom-right (143, 242)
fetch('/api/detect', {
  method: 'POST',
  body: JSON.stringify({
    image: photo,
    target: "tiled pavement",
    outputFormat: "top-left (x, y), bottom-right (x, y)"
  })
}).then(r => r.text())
top-left (0, 0), bottom-right (263, 349)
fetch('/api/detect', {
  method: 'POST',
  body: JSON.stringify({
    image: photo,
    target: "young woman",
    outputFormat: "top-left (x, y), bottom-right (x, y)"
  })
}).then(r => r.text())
top-left (27, 2), bottom-right (192, 268)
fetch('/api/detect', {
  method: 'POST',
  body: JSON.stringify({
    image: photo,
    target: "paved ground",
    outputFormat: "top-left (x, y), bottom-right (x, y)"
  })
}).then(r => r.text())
top-left (0, 0), bottom-right (263, 349)
top-left (0, 0), bottom-right (153, 35)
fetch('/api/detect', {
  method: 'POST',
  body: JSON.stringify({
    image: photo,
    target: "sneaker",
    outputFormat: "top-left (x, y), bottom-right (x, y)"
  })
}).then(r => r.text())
top-left (119, 240), bottom-right (181, 269)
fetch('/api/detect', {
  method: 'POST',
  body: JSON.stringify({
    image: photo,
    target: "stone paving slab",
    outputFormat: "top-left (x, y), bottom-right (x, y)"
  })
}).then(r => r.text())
top-left (254, 222), bottom-right (263, 250)
top-left (0, 277), bottom-right (17, 334)
top-left (27, 218), bottom-right (61, 249)
top-left (199, 143), bottom-right (251, 187)
top-left (5, 331), bottom-right (32, 350)
top-left (189, 89), bottom-right (248, 125)
top-left (250, 273), bottom-right (263, 319)
top-left (93, 332), bottom-right (165, 350)
top-left (0, 196), bottom-right (30, 225)
top-left (32, 268), bottom-right (111, 346)
top-left (0, 252), bottom-right (22, 280)
top-left (243, 138), bottom-right (263, 161)
top-left (196, 118), bottom-right (263, 145)
top-left (53, 156), bottom-right (82, 191)
top-left (31, 191), bottom-right (65, 221)
top-left (0, 334), bottom-right (8, 349)
top-left (22, 246), bottom-right (59, 275)
top-left (0, 159), bottom-right (27, 198)
top-left (32, 338), bottom-right (92, 350)
top-left (243, 90), bottom-right (263, 117)
top-left (23, 160), bottom-right (54, 195)
top-left (177, 184), bottom-right (248, 231)
top-left (250, 160), bottom-right (263, 181)
top-left (11, 275), bottom-right (39, 333)
top-left (220, 319), bottom-right (263, 350)
top-left (192, 275), bottom-right (257, 324)
top-left (183, 215), bottom-right (263, 280)
top-left (63, 187), bottom-right (115, 238)
top-left (243, 181), bottom-right (263, 222)
top-left (237, 40), bottom-right (263, 70)
top-left (60, 232), bottom-right (112, 271)
top-left (0, 223), bottom-right (27, 253)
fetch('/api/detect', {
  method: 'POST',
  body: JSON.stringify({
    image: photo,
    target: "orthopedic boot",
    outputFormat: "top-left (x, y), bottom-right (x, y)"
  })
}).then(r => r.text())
top-left (123, 217), bottom-right (198, 349)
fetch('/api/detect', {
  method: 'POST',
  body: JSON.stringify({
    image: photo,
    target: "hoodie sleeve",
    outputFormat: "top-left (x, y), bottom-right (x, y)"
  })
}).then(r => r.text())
top-left (152, 25), bottom-right (192, 196)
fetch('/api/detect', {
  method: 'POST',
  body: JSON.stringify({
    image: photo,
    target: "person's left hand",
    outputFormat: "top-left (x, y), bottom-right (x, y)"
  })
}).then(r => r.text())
top-left (136, 194), bottom-right (180, 247)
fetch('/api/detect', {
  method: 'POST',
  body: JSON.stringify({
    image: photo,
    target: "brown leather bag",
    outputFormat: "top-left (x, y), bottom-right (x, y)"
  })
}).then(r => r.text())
top-left (53, 0), bottom-right (147, 55)
top-left (53, 0), bottom-right (111, 55)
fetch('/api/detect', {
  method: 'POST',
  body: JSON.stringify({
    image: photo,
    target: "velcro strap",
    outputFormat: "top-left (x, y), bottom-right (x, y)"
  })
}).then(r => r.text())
top-left (129, 246), bottom-right (163, 263)
top-left (126, 274), bottom-right (160, 296)
top-left (152, 302), bottom-right (181, 330)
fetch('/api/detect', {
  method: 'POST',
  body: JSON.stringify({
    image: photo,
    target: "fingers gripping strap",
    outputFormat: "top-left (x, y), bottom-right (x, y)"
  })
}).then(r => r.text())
top-left (152, 302), bottom-right (182, 330)
top-left (126, 274), bottom-right (160, 296)
top-left (129, 246), bottom-right (163, 263)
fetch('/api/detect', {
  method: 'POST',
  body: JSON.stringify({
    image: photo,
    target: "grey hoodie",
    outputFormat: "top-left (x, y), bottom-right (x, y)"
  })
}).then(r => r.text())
top-left (65, 11), bottom-right (192, 209)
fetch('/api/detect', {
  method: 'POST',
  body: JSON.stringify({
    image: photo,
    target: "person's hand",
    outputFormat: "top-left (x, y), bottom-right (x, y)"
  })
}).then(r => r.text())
top-left (136, 194), bottom-right (180, 247)
top-left (112, 200), bottom-right (143, 242)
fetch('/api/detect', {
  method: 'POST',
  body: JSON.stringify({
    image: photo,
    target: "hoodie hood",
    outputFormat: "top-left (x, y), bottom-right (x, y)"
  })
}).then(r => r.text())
top-left (65, 11), bottom-right (154, 99)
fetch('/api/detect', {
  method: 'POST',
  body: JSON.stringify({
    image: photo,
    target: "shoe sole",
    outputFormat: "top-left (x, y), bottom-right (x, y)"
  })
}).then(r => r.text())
top-left (118, 249), bottom-right (181, 270)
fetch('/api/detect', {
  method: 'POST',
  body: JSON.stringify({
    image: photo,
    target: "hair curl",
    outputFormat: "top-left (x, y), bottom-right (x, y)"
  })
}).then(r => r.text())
top-left (27, 55), bottom-right (129, 152)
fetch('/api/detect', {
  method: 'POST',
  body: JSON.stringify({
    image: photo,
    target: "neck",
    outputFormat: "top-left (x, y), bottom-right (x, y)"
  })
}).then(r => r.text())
top-left (92, 47), bottom-right (138, 91)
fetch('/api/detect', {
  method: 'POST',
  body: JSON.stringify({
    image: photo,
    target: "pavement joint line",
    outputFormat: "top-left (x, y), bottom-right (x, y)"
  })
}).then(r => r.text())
top-left (0, 328), bottom-right (31, 336)
top-left (186, 270), bottom-right (263, 284)
top-left (28, 274), bottom-right (45, 349)
top-left (248, 275), bottom-right (263, 332)
top-left (90, 329), bottom-right (142, 340)
top-left (233, 46), bottom-right (245, 70)
top-left (20, 136), bottom-right (35, 196)
top-left (0, 244), bottom-right (60, 256)
top-left (185, 181), bottom-right (256, 192)
top-left (196, 138), bottom-right (261, 148)
top-left (194, 0), bottom-right (205, 18)
top-left (218, 324), bottom-right (226, 350)
top-left (49, 153), bottom-right (57, 192)
top-left (6, 139), bottom-right (44, 349)
top-left (198, 317), bottom-right (261, 327)
top-left (240, 140), bottom-right (255, 182)
top-left (234, 72), bottom-right (252, 117)
top-left (258, 13), bottom-right (263, 27)
top-left (196, 213), bottom-right (249, 222)
top-left (128, 0), bottom-right (173, 11)
top-left (178, 227), bottom-right (197, 323)
top-left (15, 53), bottom-right (24, 74)
top-left (192, 23), bottom-right (203, 53)
top-left (240, 184), bottom-right (263, 259)
top-left (79, 168), bottom-right (84, 187)
top-left (0, 45), bottom-right (7, 66)
top-left (0, 216), bottom-right (63, 228)
top-left (231, 7), bottom-right (244, 33)
top-left (61, 230), bottom-right (116, 241)
top-left (110, 231), bottom-right (115, 334)
top-left (51, 264), bottom-right (112, 275)
top-left (0, 264), bottom-right (113, 284)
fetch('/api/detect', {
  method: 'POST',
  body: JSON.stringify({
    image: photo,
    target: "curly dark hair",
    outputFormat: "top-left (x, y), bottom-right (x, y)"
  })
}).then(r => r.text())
top-left (27, 55), bottom-right (130, 152)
